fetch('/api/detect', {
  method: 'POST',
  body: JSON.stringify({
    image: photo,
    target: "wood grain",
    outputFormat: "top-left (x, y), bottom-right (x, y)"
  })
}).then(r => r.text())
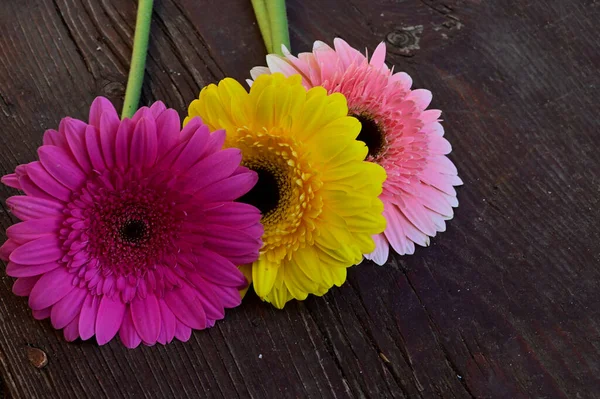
top-left (1, 0), bottom-right (599, 397)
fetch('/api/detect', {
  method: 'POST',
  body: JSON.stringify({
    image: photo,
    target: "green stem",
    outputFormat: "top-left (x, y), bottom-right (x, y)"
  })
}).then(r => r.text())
top-left (251, 0), bottom-right (273, 53)
top-left (121, 0), bottom-right (154, 119)
top-left (266, 0), bottom-right (290, 55)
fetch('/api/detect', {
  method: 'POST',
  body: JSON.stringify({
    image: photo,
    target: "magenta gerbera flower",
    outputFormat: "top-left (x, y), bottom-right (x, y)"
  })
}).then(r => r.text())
top-left (251, 38), bottom-right (462, 265)
top-left (0, 97), bottom-right (262, 347)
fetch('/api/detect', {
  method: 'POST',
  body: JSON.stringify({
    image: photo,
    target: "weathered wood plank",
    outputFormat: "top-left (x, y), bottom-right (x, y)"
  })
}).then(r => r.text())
top-left (0, 0), bottom-right (599, 398)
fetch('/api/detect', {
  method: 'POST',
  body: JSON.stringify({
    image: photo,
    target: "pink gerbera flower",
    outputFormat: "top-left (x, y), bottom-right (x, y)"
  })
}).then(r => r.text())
top-left (250, 38), bottom-right (462, 265)
top-left (0, 97), bottom-right (262, 347)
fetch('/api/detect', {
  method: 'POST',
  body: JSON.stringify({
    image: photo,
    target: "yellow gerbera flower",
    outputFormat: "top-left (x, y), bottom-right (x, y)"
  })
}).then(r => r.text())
top-left (185, 74), bottom-right (386, 308)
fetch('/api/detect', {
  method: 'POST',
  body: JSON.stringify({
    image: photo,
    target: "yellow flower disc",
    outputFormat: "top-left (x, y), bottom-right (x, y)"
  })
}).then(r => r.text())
top-left (186, 73), bottom-right (386, 308)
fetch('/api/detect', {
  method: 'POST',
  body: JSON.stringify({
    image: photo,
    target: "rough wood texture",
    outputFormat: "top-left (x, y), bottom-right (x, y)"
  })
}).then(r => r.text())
top-left (1, 0), bottom-right (599, 397)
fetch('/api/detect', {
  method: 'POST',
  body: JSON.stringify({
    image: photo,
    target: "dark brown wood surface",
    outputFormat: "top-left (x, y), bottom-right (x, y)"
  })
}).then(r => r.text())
top-left (1, 0), bottom-right (599, 397)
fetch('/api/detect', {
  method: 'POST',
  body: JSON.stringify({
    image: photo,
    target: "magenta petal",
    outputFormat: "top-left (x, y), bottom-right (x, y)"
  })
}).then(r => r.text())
top-left (6, 261), bottom-right (60, 278)
top-left (209, 285), bottom-right (242, 309)
top-left (26, 162), bottom-right (71, 202)
top-left (2, 173), bottom-right (21, 189)
top-left (0, 239), bottom-right (18, 261)
top-left (6, 196), bottom-right (63, 220)
top-left (131, 106), bottom-right (152, 123)
top-left (79, 294), bottom-right (99, 340)
top-left (171, 125), bottom-right (210, 172)
top-left (179, 117), bottom-right (202, 142)
top-left (64, 316), bottom-right (80, 342)
top-left (28, 267), bottom-right (75, 310)
top-left (18, 176), bottom-right (55, 201)
top-left (130, 117), bottom-right (158, 169)
top-left (100, 112), bottom-right (120, 169)
top-left (203, 130), bottom-right (227, 156)
top-left (32, 307), bottom-right (51, 320)
top-left (150, 101), bottom-right (167, 118)
top-left (195, 248), bottom-right (248, 288)
top-left (158, 300), bottom-right (176, 345)
top-left (89, 97), bottom-right (119, 129)
top-left (7, 218), bottom-right (61, 244)
top-left (119, 309), bottom-right (142, 349)
top-left (185, 148), bottom-right (242, 190)
top-left (96, 295), bottom-right (127, 345)
top-left (64, 118), bottom-right (93, 173)
top-left (10, 236), bottom-right (62, 265)
top-left (13, 276), bottom-right (40, 296)
top-left (156, 109), bottom-right (180, 158)
top-left (174, 321), bottom-right (192, 342)
top-left (51, 287), bottom-right (87, 329)
top-left (195, 171), bottom-right (258, 203)
top-left (38, 146), bottom-right (87, 191)
top-left (115, 118), bottom-right (134, 170)
top-left (130, 293), bottom-right (161, 344)
top-left (43, 129), bottom-right (66, 148)
top-left (201, 202), bottom-right (261, 229)
top-left (164, 284), bottom-right (207, 330)
top-left (85, 126), bottom-right (106, 171)
top-left (187, 273), bottom-right (225, 320)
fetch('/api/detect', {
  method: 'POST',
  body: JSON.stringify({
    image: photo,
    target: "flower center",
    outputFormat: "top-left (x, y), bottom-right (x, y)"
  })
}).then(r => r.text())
top-left (119, 219), bottom-right (148, 243)
top-left (238, 167), bottom-right (280, 216)
top-left (353, 113), bottom-right (385, 159)
top-left (233, 129), bottom-right (324, 262)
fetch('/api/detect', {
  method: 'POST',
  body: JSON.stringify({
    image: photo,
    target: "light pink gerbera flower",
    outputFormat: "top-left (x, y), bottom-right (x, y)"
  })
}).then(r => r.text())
top-left (0, 97), bottom-right (262, 347)
top-left (250, 38), bottom-right (462, 265)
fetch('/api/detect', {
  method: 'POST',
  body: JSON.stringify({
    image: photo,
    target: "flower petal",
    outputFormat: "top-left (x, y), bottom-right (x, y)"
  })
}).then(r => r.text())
top-left (64, 118), bottom-right (93, 173)
top-left (38, 146), bottom-right (87, 191)
top-left (79, 294), bottom-right (100, 340)
top-left (130, 117), bottom-right (158, 169)
top-left (85, 126), bottom-right (106, 171)
top-left (6, 196), bottom-right (64, 221)
top-left (89, 97), bottom-right (119, 129)
top-left (130, 293), bottom-right (161, 344)
top-left (96, 295), bottom-right (127, 345)
top-left (28, 267), bottom-right (75, 310)
top-left (13, 276), bottom-right (40, 297)
top-left (9, 236), bottom-right (62, 265)
top-left (164, 284), bottom-right (207, 330)
top-left (26, 162), bottom-right (72, 202)
top-left (6, 261), bottom-right (60, 277)
top-left (157, 300), bottom-right (176, 345)
top-left (119, 309), bottom-right (142, 349)
top-left (51, 287), bottom-right (87, 329)
top-left (7, 218), bottom-right (61, 244)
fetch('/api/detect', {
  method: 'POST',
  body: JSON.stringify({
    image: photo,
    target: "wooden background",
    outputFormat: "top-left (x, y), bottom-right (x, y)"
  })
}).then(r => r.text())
top-left (0, 0), bottom-right (599, 397)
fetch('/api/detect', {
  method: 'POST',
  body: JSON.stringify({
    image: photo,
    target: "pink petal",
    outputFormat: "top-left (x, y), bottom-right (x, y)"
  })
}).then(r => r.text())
top-left (89, 97), bottom-right (119, 130)
top-left (0, 239), bottom-right (18, 261)
top-left (383, 206), bottom-right (416, 255)
top-left (119, 309), bottom-right (142, 349)
top-left (32, 307), bottom-right (51, 320)
top-left (28, 267), bottom-right (75, 310)
top-left (150, 101), bottom-right (167, 118)
top-left (157, 300), bottom-right (176, 345)
top-left (194, 248), bottom-right (248, 288)
top-left (156, 109), bottom-right (180, 158)
top-left (364, 233), bottom-right (389, 266)
top-left (51, 287), bottom-right (87, 329)
top-left (130, 117), bottom-right (158, 168)
top-left (369, 41), bottom-right (387, 69)
top-left (10, 236), bottom-right (63, 265)
top-left (115, 118), bottom-right (135, 170)
top-left (13, 276), bottom-right (40, 296)
top-left (7, 218), bottom-right (61, 244)
top-left (26, 162), bottom-right (71, 202)
top-left (201, 202), bottom-right (261, 229)
top-left (6, 196), bottom-right (64, 221)
top-left (209, 285), bottom-right (241, 309)
top-left (1, 173), bottom-right (21, 189)
top-left (64, 118), bottom-right (93, 173)
top-left (179, 117), bottom-right (203, 142)
top-left (63, 316), bottom-right (80, 342)
top-left (96, 295), bottom-right (127, 345)
top-left (187, 273), bottom-right (225, 320)
top-left (18, 176), bottom-right (55, 201)
top-left (6, 261), bottom-right (60, 277)
top-left (43, 129), bottom-right (67, 148)
top-left (266, 54), bottom-right (300, 76)
top-left (164, 284), bottom-right (207, 330)
top-left (184, 148), bottom-right (242, 191)
top-left (171, 125), bottom-right (211, 173)
top-left (195, 171), bottom-right (258, 203)
top-left (38, 146), bottom-right (87, 191)
top-left (408, 89), bottom-right (433, 112)
top-left (174, 321), bottom-right (192, 342)
top-left (130, 293), bottom-right (161, 344)
top-left (85, 126), bottom-right (106, 171)
top-left (202, 130), bottom-right (227, 157)
top-left (100, 111), bottom-right (120, 169)
top-left (79, 294), bottom-right (99, 340)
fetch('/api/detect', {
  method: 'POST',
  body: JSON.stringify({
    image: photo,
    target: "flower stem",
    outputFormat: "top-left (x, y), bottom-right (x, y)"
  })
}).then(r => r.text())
top-left (121, 0), bottom-right (154, 119)
top-left (266, 0), bottom-right (290, 55)
top-left (251, 0), bottom-right (273, 53)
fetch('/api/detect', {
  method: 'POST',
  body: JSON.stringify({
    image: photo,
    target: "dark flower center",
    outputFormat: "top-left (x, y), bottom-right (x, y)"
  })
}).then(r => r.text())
top-left (239, 167), bottom-right (280, 216)
top-left (119, 219), bottom-right (148, 243)
top-left (353, 114), bottom-right (385, 159)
